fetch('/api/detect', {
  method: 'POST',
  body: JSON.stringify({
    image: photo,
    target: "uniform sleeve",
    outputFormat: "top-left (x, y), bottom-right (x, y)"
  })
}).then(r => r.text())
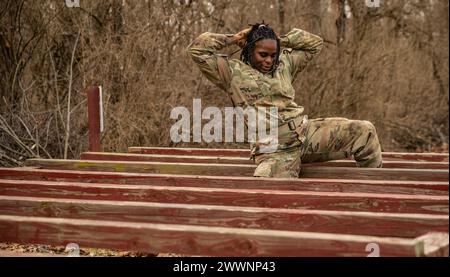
top-left (279, 28), bottom-right (323, 79)
top-left (187, 32), bottom-right (235, 91)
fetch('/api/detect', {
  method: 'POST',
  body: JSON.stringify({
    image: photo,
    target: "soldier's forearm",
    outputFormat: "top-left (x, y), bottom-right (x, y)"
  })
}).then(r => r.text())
top-left (280, 28), bottom-right (324, 55)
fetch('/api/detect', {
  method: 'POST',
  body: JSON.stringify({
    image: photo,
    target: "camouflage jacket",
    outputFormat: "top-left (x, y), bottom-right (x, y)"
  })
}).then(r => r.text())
top-left (188, 28), bottom-right (323, 155)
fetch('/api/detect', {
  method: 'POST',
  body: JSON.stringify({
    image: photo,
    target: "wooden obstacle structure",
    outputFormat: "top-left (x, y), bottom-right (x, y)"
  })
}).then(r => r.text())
top-left (0, 147), bottom-right (448, 256)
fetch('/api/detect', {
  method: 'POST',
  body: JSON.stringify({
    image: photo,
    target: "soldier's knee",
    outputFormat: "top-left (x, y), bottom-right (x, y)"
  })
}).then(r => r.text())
top-left (363, 120), bottom-right (376, 131)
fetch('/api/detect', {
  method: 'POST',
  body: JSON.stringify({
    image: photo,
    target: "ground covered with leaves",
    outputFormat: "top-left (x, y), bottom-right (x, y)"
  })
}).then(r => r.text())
top-left (0, 242), bottom-right (186, 257)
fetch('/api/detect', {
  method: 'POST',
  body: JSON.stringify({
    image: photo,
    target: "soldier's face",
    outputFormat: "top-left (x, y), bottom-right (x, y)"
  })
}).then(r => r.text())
top-left (251, 39), bottom-right (277, 74)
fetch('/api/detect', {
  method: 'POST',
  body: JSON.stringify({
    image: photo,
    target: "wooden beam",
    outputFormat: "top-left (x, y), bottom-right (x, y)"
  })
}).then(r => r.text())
top-left (82, 152), bottom-right (254, 164)
top-left (25, 158), bottom-right (255, 176)
top-left (300, 166), bottom-right (448, 182)
top-left (1, 168), bottom-right (447, 195)
top-left (25, 159), bottom-right (449, 181)
top-left (128, 147), bottom-right (250, 157)
top-left (0, 179), bottom-right (447, 214)
top-left (81, 152), bottom-right (449, 169)
top-left (0, 215), bottom-right (431, 256)
top-left (383, 152), bottom-right (449, 162)
top-left (87, 86), bottom-right (102, 152)
top-left (128, 147), bottom-right (449, 162)
top-left (0, 196), bottom-right (447, 238)
top-left (415, 232), bottom-right (449, 256)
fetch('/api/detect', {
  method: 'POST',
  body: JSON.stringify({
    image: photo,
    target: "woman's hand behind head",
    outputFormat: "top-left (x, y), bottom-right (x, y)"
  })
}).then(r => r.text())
top-left (234, 27), bottom-right (252, 48)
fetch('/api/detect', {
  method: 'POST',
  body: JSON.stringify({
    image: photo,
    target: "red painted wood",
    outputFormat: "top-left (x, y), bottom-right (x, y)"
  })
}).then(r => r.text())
top-left (383, 152), bottom-right (449, 162)
top-left (0, 196), bottom-right (447, 238)
top-left (81, 152), bottom-right (449, 169)
top-left (0, 179), bottom-right (447, 214)
top-left (1, 168), bottom-right (447, 195)
top-left (87, 86), bottom-right (101, 152)
top-left (313, 160), bottom-right (448, 169)
top-left (24, 159), bottom-right (450, 181)
top-left (0, 215), bottom-right (430, 256)
top-left (128, 147), bottom-right (449, 162)
top-left (415, 232), bottom-right (449, 256)
top-left (299, 166), bottom-right (448, 182)
top-left (25, 159), bottom-right (256, 176)
top-left (128, 147), bottom-right (250, 157)
top-left (81, 152), bottom-right (254, 164)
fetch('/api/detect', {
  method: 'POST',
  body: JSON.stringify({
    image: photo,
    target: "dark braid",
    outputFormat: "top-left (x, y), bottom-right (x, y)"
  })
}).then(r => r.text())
top-left (240, 22), bottom-right (280, 75)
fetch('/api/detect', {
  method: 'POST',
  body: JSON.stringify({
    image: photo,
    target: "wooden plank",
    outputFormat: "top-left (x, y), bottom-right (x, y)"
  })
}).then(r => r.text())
top-left (25, 159), bottom-right (449, 181)
top-left (0, 179), bottom-right (447, 214)
top-left (80, 152), bottom-right (449, 169)
top-left (313, 160), bottom-right (448, 170)
top-left (0, 215), bottom-right (428, 256)
top-left (383, 152), bottom-right (449, 162)
top-left (128, 147), bottom-right (250, 157)
top-left (87, 86), bottom-right (102, 152)
top-left (82, 152), bottom-right (255, 164)
top-left (0, 195), bottom-right (447, 238)
top-left (301, 166), bottom-right (448, 182)
top-left (1, 168), bottom-right (447, 196)
top-left (25, 158), bottom-right (255, 177)
top-left (128, 147), bottom-right (449, 162)
top-left (415, 232), bottom-right (449, 256)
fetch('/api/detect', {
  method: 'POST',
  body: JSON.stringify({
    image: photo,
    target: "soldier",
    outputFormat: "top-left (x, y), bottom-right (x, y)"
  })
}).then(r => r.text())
top-left (188, 22), bottom-right (382, 178)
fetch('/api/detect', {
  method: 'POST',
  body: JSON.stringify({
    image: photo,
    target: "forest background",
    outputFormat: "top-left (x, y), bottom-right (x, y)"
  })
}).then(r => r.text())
top-left (0, 0), bottom-right (448, 166)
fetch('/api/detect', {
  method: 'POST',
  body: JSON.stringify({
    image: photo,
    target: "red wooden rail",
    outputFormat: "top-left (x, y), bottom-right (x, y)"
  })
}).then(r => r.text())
top-left (0, 196), bottom-right (447, 238)
top-left (81, 152), bottom-right (450, 169)
top-left (24, 159), bottom-right (449, 181)
top-left (0, 179), bottom-right (447, 214)
top-left (128, 147), bottom-right (449, 162)
top-left (1, 168), bottom-right (447, 195)
top-left (1, 145), bottom-right (449, 256)
top-left (87, 86), bottom-right (102, 152)
top-left (1, 215), bottom-right (447, 256)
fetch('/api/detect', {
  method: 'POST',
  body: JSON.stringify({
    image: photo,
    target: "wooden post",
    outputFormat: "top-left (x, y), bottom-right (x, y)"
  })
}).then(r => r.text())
top-left (87, 86), bottom-right (102, 152)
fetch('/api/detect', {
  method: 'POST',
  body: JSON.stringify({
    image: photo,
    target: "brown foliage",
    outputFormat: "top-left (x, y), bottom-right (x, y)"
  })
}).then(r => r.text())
top-left (0, 0), bottom-right (448, 166)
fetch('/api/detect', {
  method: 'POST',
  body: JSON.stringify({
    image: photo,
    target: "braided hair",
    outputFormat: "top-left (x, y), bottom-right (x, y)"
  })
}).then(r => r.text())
top-left (240, 22), bottom-right (280, 74)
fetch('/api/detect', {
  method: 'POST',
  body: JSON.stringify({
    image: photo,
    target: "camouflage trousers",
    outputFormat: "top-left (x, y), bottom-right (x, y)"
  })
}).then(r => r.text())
top-left (253, 117), bottom-right (383, 178)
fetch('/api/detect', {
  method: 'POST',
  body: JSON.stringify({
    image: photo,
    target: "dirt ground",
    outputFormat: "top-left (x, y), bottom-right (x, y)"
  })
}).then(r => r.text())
top-left (0, 242), bottom-right (187, 257)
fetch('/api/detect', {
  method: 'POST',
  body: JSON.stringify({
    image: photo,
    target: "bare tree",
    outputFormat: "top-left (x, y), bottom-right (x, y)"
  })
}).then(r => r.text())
top-left (0, 0), bottom-right (447, 166)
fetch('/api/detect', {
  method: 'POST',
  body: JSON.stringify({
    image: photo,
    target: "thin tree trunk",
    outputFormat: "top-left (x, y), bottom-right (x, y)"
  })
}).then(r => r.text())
top-left (278, 0), bottom-right (285, 34)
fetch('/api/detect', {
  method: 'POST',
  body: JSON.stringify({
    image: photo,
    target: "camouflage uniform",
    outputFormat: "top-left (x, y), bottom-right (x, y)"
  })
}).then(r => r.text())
top-left (188, 28), bottom-right (382, 178)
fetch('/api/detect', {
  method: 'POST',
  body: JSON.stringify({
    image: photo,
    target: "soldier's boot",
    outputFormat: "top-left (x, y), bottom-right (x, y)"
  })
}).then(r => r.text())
top-left (253, 147), bottom-right (301, 178)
